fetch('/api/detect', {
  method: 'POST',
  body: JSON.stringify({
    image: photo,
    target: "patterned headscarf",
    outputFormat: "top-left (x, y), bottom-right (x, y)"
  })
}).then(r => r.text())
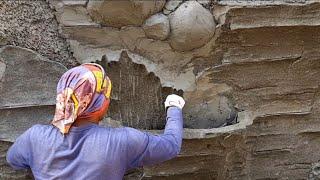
top-left (52, 63), bottom-right (112, 134)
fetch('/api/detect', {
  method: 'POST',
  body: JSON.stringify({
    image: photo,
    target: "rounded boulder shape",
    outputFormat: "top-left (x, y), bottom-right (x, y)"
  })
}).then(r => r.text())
top-left (87, 0), bottom-right (166, 28)
top-left (169, 1), bottom-right (216, 51)
top-left (163, 0), bottom-right (183, 15)
top-left (143, 13), bottom-right (170, 40)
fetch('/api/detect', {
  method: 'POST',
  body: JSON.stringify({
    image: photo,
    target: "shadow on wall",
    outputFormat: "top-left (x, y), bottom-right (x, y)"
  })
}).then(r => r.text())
top-left (94, 51), bottom-right (183, 130)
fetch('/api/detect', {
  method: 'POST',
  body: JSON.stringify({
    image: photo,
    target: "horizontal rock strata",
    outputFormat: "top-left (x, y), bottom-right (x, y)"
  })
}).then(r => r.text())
top-left (1, 0), bottom-right (320, 179)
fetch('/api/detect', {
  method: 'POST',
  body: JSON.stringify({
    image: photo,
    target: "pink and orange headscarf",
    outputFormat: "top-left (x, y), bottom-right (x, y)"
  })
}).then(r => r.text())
top-left (52, 63), bottom-right (112, 134)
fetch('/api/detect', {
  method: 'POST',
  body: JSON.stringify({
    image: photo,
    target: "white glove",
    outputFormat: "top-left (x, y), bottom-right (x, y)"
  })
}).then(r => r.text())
top-left (164, 94), bottom-right (185, 110)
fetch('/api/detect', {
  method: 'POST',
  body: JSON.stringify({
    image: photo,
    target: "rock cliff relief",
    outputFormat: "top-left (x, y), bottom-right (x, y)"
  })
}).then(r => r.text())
top-left (0, 46), bottom-right (66, 142)
top-left (1, 0), bottom-right (320, 179)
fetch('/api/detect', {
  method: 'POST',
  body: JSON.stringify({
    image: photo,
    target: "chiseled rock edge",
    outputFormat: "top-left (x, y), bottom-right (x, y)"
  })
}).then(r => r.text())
top-left (146, 110), bottom-right (252, 139)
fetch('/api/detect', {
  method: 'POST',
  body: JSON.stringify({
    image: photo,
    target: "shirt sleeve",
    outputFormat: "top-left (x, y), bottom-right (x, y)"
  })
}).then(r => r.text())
top-left (126, 107), bottom-right (183, 169)
top-left (6, 127), bottom-right (33, 170)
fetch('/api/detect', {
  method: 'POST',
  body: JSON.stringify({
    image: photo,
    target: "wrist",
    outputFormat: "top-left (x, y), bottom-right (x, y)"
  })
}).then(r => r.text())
top-left (166, 106), bottom-right (183, 121)
top-left (166, 106), bottom-right (181, 112)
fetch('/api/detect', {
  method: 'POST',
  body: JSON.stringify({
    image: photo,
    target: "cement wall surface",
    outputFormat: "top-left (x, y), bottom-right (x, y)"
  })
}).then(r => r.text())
top-left (1, 0), bottom-right (320, 179)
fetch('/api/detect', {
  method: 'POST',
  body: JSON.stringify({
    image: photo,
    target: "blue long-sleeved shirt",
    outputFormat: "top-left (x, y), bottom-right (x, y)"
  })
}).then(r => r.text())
top-left (6, 107), bottom-right (183, 180)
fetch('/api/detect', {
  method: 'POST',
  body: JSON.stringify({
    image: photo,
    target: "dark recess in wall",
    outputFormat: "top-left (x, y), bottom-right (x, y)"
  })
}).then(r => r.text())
top-left (95, 51), bottom-right (183, 130)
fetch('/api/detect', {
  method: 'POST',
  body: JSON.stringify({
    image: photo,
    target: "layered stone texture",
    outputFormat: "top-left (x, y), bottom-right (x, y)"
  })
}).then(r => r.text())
top-left (1, 0), bottom-right (320, 179)
top-left (0, 46), bottom-right (67, 141)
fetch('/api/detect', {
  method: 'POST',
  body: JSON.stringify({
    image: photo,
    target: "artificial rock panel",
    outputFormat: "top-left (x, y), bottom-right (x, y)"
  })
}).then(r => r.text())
top-left (0, 46), bottom-right (66, 141)
top-left (0, 46), bottom-right (67, 108)
top-left (2, 0), bottom-right (320, 179)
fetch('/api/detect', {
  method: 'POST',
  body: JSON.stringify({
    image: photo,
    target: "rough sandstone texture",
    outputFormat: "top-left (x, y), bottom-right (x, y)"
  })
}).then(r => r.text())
top-left (163, 0), bottom-right (183, 15)
top-left (1, 0), bottom-right (320, 179)
top-left (0, 46), bottom-right (66, 142)
top-left (87, 0), bottom-right (166, 27)
top-left (169, 1), bottom-right (216, 51)
top-left (143, 13), bottom-right (170, 40)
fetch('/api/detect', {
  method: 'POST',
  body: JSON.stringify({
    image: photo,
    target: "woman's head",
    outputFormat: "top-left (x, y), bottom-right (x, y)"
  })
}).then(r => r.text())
top-left (52, 63), bottom-right (112, 134)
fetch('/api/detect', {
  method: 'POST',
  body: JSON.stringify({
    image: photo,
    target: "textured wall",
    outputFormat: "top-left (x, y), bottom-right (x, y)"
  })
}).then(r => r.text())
top-left (0, 0), bottom-right (76, 68)
top-left (1, 0), bottom-right (320, 179)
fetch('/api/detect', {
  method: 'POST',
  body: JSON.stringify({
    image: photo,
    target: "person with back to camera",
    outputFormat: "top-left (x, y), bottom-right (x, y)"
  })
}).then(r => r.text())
top-left (6, 63), bottom-right (185, 180)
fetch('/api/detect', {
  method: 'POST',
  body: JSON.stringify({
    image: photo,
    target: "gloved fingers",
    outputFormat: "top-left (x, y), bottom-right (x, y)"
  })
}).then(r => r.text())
top-left (164, 94), bottom-right (185, 109)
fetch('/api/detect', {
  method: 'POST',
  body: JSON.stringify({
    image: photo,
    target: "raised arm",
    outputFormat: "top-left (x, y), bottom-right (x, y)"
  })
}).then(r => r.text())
top-left (126, 95), bottom-right (185, 169)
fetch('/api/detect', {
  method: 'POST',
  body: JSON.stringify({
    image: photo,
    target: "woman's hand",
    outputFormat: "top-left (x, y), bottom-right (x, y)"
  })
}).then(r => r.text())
top-left (164, 94), bottom-right (185, 110)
